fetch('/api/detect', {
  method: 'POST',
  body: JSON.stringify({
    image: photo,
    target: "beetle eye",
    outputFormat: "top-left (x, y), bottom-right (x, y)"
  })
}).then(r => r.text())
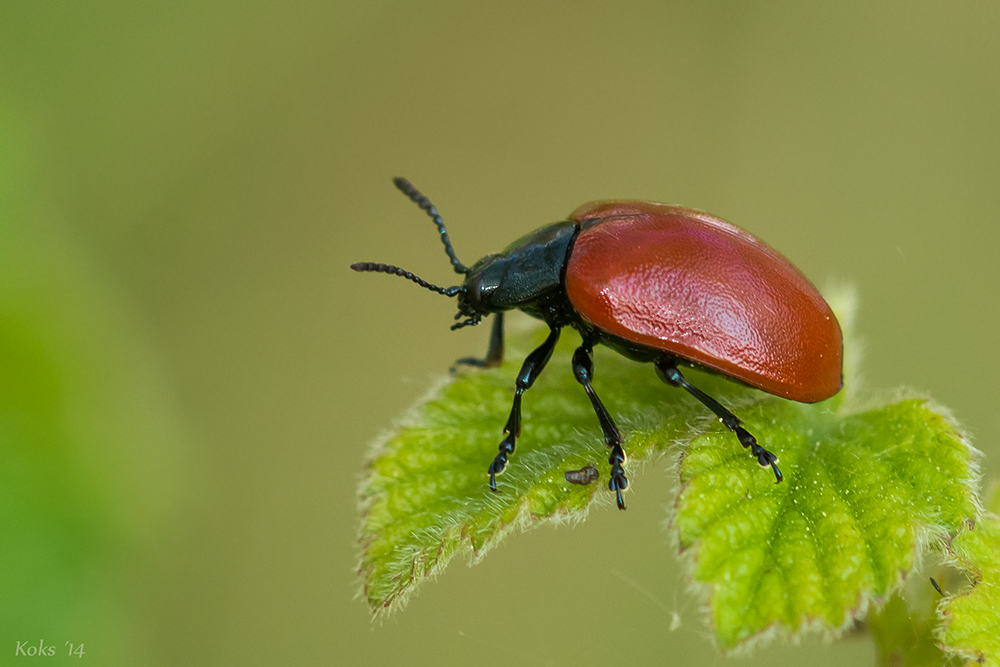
top-left (460, 274), bottom-right (487, 313)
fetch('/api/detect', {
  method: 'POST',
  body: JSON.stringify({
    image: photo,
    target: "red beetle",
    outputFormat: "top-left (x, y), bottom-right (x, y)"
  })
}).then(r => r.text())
top-left (352, 179), bottom-right (843, 510)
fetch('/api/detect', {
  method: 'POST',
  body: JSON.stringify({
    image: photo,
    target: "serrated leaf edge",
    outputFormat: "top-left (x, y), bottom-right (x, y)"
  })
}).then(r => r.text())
top-left (355, 369), bottom-right (695, 616)
top-left (934, 511), bottom-right (997, 666)
top-left (667, 392), bottom-right (982, 653)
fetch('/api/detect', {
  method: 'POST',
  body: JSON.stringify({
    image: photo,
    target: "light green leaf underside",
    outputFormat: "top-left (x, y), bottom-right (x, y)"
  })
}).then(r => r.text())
top-left (674, 397), bottom-right (979, 649)
top-left (939, 512), bottom-right (1000, 666)
top-left (359, 322), bottom-right (783, 612)
top-left (869, 592), bottom-right (962, 667)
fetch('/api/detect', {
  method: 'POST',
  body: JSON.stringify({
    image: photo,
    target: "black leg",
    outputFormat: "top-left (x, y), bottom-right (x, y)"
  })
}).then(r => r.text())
top-left (454, 312), bottom-right (505, 369)
top-left (488, 325), bottom-right (560, 492)
top-left (655, 358), bottom-right (782, 483)
top-left (571, 341), bottom-right (628, 510)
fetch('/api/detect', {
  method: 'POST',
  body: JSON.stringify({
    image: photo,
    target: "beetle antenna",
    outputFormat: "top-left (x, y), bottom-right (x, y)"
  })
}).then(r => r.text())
top-left (393, 177), bottom-right (469, 275)
top-left (350, 262), bottom-right (462, 297)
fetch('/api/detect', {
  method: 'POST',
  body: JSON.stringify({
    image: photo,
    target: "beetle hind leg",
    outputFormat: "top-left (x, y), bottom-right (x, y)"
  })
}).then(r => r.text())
top-left (571, 341), bottom-right (628, 510)
top-left (655, 358), bottom-right (783, 483)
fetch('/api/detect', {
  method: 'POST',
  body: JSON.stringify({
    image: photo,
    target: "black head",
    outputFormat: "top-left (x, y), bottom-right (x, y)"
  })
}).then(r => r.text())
top-left (350, 178), bottom-right (489, 330)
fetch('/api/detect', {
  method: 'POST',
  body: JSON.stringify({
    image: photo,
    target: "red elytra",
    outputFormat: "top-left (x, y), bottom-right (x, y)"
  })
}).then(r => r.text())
top-left (565, 200), bottom-right (843, 403)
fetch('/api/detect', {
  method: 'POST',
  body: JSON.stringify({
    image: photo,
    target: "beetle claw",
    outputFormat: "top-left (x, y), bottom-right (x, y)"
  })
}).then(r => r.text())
top-left (753, 447), bottom-right (783, 483)
top-left (609, 476), bottom-right (628, 510)
top-left (488, 434), bottom-right (515, 492)
top-left (608, 446), bottom-right (629, 510)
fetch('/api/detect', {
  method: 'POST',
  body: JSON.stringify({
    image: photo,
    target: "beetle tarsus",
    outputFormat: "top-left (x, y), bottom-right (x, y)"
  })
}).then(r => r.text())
top-left (488, 433), bottom-right (515, 491)
top-left (736, 424), bottom-right (783, 482)
top-left (611, 481), bottom-right (627, 511)
top-left (609, 444), bottom-right (628, 510)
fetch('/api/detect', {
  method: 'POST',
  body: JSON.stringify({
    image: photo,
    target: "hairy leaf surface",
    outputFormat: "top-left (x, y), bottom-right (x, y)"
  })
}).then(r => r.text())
top-left (939, 512), bottom-right (1000, 666)
top-left (674, 397), bottom-right (978, 648)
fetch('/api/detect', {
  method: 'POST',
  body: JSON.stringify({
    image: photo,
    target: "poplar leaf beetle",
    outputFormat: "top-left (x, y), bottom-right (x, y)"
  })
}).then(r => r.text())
top-left (352, 178), bottom-right (843, 510)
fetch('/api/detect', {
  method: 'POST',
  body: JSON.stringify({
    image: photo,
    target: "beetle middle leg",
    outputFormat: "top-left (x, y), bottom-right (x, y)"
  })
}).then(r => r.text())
top-left (571, 340), bottom-right (628, 510)
top-left (488, 324), bottom-right (560, 492)
top-left (655, 358), bottom-right (783, 483)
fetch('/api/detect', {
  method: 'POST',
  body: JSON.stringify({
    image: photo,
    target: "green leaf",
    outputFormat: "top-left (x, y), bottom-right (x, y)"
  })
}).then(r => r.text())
top-left (358, 320), bottom-right (703, 611)
top-left (357, 313), bottom-right (788, 612)
top-left (673, 397), bottom-right (979, 649)
top-left (938, 511), bottom-right (1000, 666)
top-left (357, 289), bottom-right (978, 636)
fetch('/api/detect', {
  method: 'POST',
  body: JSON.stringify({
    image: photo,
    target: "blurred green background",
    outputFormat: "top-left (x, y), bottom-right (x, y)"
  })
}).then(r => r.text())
top-left (1, 1), bottom-right (998, 665)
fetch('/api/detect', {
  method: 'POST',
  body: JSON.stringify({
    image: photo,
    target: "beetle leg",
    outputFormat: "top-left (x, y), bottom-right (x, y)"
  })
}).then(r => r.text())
top-left (571, 342), bottom-right (628, 510)
top-left (488, 325), bottom-right (561, 492)
top-left (453, 312), bottom-right (505, 369)
top-left (655, 359), bottom-right (783, 483)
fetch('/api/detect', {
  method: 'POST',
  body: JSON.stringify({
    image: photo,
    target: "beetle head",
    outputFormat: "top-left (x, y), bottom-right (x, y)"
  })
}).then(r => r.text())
top-left (351, 178), bottom-right (495, 331)
top-left (452, 253), bottom-right (505, 328)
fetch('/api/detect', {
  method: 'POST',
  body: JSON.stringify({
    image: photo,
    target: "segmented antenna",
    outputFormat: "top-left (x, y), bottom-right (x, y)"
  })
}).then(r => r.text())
top-left (393, 177), bottom-right (469, 275)
top-left (350, 262), bottom-right (462, 297)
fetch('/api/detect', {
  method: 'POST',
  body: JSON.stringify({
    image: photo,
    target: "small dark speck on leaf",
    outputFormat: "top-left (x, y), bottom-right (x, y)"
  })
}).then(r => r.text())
top-left (565, 464), bottom-right (599, 485)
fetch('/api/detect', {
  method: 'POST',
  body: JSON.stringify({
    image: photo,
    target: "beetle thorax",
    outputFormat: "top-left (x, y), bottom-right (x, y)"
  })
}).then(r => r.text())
top-left (459, 220), bottom-right (579, 319)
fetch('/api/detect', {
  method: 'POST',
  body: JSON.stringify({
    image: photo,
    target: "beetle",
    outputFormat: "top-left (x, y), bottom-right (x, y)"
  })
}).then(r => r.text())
top-left (352, 178), bottom-right (843, 510)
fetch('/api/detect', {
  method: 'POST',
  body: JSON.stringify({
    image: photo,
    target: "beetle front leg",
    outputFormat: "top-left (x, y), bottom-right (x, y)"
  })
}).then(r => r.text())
top-left (571, 341), bottom-right (628, 510)
top-left (655, 358), bottom-right (783, 483)
top-left (488, 325), bottom-right (560, 492)
top-left (454, 312), bottom-right (504, 369)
